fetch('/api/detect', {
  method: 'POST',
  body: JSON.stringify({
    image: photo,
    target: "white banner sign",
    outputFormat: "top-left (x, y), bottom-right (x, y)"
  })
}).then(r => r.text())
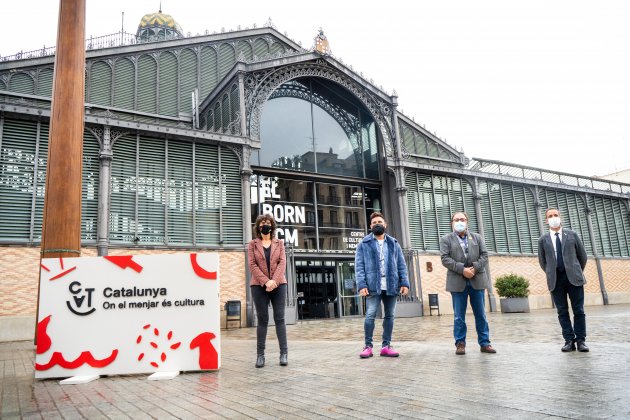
top-left (35, 253), bottom-right (220, 379)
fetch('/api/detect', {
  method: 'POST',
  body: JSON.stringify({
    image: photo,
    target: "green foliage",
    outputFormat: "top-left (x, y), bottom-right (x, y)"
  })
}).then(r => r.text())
top-left (494, 273), bottom-right (530, 298)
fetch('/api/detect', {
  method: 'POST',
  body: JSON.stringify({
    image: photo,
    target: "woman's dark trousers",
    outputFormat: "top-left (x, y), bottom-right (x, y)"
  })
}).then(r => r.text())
top-left (251, 283), bottom-right (288, 355)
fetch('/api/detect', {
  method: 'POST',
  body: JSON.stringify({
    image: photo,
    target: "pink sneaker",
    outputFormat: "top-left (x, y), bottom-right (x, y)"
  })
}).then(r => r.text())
top-left (380, 345), bottom-right (400, 357)
top-left (359, 346), bottom-right (373, 358)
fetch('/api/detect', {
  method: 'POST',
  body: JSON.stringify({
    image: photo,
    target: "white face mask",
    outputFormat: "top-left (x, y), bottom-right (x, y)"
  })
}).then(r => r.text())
top-left (548, 216), bottom-right (561, 229)
top-left (453, 221), bottom-right (467, 233)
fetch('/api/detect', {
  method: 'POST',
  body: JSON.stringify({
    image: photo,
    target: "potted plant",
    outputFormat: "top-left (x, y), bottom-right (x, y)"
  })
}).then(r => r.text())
top-left (494, 273), bottom-right (530, 313)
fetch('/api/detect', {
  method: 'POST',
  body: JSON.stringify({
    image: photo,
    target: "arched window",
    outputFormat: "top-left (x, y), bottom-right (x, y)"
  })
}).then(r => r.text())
top-left (257, 77), bottom-right (379, 180)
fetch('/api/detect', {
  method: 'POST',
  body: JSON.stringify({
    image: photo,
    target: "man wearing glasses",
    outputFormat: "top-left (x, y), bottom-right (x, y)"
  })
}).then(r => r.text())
top-left (440, 211), bottom-right (496, 355)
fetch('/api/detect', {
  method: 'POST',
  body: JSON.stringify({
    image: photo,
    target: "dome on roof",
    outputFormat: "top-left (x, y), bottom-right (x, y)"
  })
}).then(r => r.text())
top-left (136, 10), bottom-right (184, 43)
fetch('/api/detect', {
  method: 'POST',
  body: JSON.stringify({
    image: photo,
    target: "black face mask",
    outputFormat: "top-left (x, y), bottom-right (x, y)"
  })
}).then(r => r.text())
top-left (371, 224), bottom-right (385, 236)
top-left (259, 225), bottom-right (273, 235)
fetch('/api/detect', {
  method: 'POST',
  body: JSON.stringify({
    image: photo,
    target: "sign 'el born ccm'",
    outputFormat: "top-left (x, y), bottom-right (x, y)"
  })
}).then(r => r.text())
top-left (35, 253), bottom-right (220, 379)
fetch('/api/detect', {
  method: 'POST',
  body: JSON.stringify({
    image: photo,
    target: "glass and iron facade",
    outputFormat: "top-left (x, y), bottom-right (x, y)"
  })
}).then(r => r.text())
top-left (1, 16), bottom-right (629, 327)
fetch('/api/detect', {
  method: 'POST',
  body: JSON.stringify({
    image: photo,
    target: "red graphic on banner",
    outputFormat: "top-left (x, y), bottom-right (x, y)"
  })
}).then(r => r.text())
top-left (50, 266), bottom-right (77, 281)
top-left (190, 332), bottom-right (218, 369)
top-left (36, 315), bottom-right (52, 354)
top-left (104, 256), bottom-right (143, 273)
top-left (35, 314), bottom-right (118, 371)
top-left (135, 324), bottom-right (182, 369)
top-left (36, 350), bottom-right (119, 371)
top-left (41, 258), bottom-right (77, 281)
top-left (190, 254), bottom-right (217, 280)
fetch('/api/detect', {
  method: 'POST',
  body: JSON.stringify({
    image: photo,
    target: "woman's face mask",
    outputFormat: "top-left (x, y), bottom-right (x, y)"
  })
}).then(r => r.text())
top-left (259, 224), bottom-right (272, 235)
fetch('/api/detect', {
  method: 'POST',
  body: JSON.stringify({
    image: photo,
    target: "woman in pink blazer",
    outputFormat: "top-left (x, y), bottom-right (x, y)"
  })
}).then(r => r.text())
top-left (248, 213), bottom-right (288, 368)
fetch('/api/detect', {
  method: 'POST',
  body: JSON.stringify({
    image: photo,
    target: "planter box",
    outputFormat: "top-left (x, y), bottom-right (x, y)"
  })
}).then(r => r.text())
top-left (396, 301), bottom-right (424, 318)
top-left (499, 297), bottom-right (530, 313)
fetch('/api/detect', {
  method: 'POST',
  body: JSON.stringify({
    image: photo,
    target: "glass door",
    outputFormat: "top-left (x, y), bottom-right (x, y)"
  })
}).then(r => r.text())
top-left (338, 261), bottom-right (362, 316)
top-left (296, 260), bottom-right (338, 319)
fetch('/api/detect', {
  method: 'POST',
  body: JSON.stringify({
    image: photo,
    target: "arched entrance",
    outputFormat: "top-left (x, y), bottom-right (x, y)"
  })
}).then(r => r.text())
top-left (248, 65), bottom-right (394, 319)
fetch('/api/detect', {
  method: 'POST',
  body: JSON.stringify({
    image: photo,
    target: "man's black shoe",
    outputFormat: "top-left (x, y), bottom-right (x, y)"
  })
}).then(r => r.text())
top-left (561, 341), bottom-right (576, 352)
top-left (576, 340), bottom-right (589, 352)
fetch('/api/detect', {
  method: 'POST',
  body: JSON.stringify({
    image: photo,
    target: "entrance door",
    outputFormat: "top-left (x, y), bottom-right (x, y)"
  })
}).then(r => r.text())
top-left (296, 260), bottom-right (338, 319)
top-left (338, 261), bottom-right (363, 316)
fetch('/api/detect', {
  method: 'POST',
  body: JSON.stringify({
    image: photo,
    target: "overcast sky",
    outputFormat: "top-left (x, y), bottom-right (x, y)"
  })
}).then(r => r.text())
top-left (2, 1), bottom-right (629, 178)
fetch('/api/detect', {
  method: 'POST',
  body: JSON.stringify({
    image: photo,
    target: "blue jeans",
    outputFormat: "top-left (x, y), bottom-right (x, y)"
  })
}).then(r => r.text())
top-left (364, 291), bottom-right (397, 347)
top-left (451, 281), bottom-right (490, 346)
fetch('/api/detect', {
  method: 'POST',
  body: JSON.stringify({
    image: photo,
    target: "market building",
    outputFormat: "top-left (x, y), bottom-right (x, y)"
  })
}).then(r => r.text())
top-left (1, 10), bottom-right (629, 340)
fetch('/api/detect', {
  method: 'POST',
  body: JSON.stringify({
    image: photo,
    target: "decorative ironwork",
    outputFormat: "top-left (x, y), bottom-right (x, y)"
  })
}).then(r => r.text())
top-left (1, 33), bottom-right (138, 62)
top-left (225, 111), bottom-right (241, 135)
top-left (225, 144), bottom-right (244, 168)
top-left (87, 127), bottom-right (104, 146)
top-left (398, 119), bottom-right (461, 164)
top-left (264, 17), bottom-right (276, 30)
top-left (313, 29), bottom-right (330, 55)
top-left (249, 48), bottom-right (305, 64)
top-left (204, 81), bottom-right (241, 136)
top-left (92, 109), bottom-right (117, 120)
top-left (244, 59), bottom-right (395, 157)
top-left (110, 129), bottom-right (128, 144)
top-left (469, 158), bottom-right (630, 196)
top-left (400, 143), bottom-right (411, 159)
top-left (267, 81), bottom-right (360, 137)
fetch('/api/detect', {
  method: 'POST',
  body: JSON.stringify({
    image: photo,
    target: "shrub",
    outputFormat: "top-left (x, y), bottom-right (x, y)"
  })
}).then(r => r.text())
top-left (494, 273), bottom-right (530, 298)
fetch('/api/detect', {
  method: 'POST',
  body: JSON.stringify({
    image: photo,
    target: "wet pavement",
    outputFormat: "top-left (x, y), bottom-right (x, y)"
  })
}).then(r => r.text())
top-left (1, 304), bottom-right (629, 419)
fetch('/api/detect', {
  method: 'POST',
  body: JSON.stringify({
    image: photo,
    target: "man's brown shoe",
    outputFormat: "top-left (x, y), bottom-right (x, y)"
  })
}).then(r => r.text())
top-left (455, 342), bottom-right (466, 355)
top-left (480, 345), bottom-right (497, 354)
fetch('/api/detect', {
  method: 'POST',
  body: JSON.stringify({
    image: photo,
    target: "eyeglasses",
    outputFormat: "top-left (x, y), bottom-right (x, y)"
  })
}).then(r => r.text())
top-left (453, 218), bottom-right (467, 222)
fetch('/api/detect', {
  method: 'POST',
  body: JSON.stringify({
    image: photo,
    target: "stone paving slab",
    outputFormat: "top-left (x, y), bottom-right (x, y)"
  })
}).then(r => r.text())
top-left (1, 305), bottom-right (629, 419)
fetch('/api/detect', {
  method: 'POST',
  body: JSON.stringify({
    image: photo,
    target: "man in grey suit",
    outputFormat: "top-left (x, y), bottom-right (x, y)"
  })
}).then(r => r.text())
top-left (538, 208), bottom-right (589, 352)
top-left (440, 211), bottom-right (496, 355)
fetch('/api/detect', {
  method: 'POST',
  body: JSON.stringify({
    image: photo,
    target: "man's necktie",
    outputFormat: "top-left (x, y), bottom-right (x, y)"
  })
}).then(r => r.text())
top-left (555, 232), bottom-right (565, 272)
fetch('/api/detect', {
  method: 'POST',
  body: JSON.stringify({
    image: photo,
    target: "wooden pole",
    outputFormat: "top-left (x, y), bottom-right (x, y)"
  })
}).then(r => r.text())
top-left (40, 0), bottom-right (86, 260)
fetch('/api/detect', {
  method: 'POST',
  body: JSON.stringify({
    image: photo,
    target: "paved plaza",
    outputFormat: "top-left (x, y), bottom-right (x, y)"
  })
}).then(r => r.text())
top-left (2, 304), bottom-right (629, 419)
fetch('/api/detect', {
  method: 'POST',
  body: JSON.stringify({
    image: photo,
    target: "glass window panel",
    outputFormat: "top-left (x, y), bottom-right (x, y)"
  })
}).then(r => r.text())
top-left (259, 88), bottom-right (313, 171)
top-left (310, 78), bottom-right (363, 178)
top-left (250, 175), bottom-right (369, 251)
top-left (251, 175), bottom-right (315, 249)
top-left (259, 77), bottom-right (379, 180)
top-left (362, 117), bottom-right (379, 179)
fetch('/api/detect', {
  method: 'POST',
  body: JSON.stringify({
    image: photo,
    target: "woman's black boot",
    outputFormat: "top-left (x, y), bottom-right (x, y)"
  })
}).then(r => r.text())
top-left (279, 353), bottom-right (288, 366)
top-left (255, 354), bottom-right (265, 368)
